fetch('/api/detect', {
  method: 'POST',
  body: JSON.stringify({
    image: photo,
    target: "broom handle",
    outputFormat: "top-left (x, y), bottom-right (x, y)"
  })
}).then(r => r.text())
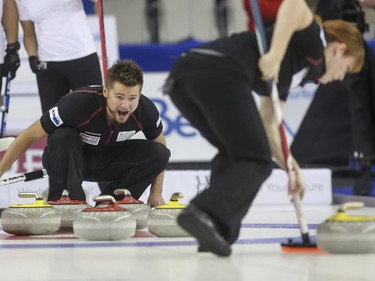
top-left (97, 0), bottom-right (108, 80)
top-left (0, 169), bottom-right (47, 186)
top-left (0, 74), bottom-right (12, 137)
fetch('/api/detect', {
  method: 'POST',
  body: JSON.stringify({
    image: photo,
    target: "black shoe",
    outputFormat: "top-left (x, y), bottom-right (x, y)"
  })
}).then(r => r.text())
top-left (177, 204), bottom-right (231, 257)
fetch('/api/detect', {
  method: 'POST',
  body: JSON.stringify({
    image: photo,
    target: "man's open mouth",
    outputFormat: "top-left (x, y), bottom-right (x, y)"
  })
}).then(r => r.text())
top-left (117, 110), bottom-right (129, 117)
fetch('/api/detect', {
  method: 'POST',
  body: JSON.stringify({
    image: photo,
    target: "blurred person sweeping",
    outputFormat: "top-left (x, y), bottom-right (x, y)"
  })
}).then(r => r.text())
top-left (163, 0), bottom-right (364, 256)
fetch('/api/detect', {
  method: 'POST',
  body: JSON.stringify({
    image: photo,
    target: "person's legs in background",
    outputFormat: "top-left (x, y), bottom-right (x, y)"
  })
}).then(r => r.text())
top-left (62, 53), bottom-right (103, 89)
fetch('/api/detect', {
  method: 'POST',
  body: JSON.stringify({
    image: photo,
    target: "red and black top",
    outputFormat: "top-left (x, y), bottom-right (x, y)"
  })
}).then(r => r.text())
top-left (184, 20), bottom-right (325, 101)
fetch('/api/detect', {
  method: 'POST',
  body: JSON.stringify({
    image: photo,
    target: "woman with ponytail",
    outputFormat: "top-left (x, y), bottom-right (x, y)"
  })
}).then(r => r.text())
top-left (163, 0), bottom-right (365, 257)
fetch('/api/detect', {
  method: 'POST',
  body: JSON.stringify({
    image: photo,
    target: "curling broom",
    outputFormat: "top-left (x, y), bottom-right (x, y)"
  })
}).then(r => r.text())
top-left (248, 0), bottom-right (321, 253)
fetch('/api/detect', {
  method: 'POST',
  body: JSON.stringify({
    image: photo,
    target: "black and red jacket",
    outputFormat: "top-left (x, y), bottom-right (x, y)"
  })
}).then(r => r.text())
top-left (40, 85), bottom-right (163, 149)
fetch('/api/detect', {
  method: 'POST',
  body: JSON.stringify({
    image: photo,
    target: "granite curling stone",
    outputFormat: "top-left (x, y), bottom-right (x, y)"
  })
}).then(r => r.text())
top-left (113, 189), bottom-right (151, 230)
top-left (73, 195), bottom-right (136, 241)
top-left (147, 192), bottom-right (191, 237)
top-left (1, 192), bottom-right (61, 235)
top-left (48, 190), bottom-right (92, 230)
top-left (317, 202), bottom-right (375, 254)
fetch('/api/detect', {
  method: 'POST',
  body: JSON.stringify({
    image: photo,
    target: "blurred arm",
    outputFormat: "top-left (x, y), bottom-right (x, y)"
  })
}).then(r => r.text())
top-left (259, 0), bottom-right (313, 81)
top-left (2, 0), bottom-right (19, 44)
top-left (147, 132), bottom-right (167, 206)
top-left (0, 120), bottom-right (48, 176)
top-left (259, 96), bottom-right (305, 197)
top-left (19, 20), bottom-right (38, 56)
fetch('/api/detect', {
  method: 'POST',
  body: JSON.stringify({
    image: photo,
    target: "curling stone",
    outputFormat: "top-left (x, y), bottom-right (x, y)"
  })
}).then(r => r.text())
top-left (147, 192), bottom-right (191, 237)
top-left (1, 192), bottom-right (61, 235)
top-left (48, 190), bottom-right (92, 230)
top-left (113, 189), bottom-right (150, 230)
top-left (73, 195), bottom-right (136, 241)
top-left (317, 202), bottom-right (375, 254)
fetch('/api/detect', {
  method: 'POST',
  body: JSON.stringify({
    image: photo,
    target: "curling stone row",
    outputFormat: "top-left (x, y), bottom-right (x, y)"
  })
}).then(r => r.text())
top-left (0, 190), bottom-right (191, 239)
top-left (317, 202), bottom-right (375, 254)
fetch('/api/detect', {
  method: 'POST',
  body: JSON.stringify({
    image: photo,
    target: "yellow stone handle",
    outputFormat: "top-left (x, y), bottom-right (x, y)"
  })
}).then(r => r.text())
top-left (18, 192), bottom-right (43, 200)
top-left (170, 192), bottom-right (184, 202)
top-left (338, 202), bottom-right (365, 211)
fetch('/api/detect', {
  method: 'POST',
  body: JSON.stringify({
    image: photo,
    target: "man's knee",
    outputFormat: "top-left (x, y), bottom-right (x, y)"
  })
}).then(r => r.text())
top-left (43, 127), bottom-right (82, 169)
top-left (48, 127), bottom-right (81, 148)
top-left (153, 143), bottom-right (171, 167)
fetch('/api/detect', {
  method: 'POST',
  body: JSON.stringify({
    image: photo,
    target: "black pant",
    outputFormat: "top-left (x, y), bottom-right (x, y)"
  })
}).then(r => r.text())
top-left (36, 53), bottom-right (102, 112)
top-left (167, 54), bottom-right (273, 244)
top-left (35, 53), bottom-right (103, 200)
top-left (42, 127), bottom-right (170, 201)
